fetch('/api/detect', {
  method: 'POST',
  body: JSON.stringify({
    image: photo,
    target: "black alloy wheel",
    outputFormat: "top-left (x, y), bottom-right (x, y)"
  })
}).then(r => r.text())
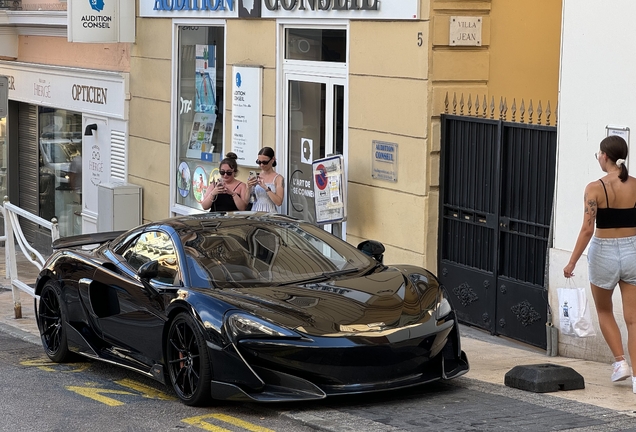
top-left (166, 313), bottom-right (212, 406)
top-left (38, 281), bottom-right (72, 362)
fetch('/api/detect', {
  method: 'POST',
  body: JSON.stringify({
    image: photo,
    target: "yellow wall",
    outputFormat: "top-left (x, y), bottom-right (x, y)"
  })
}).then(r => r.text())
top-left (488, 0), bottom-right (561, 105)
top-left (129, 18), bottom-right (173, 222)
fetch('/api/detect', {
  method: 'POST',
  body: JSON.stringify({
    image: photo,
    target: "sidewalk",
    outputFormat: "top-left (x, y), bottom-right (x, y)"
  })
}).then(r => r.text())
top-left (1, 249), bottom-right (635, 416)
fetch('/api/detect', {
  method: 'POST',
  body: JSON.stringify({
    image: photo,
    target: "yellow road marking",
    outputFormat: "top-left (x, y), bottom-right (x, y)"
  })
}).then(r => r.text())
top-left (182, 414), bottom-right (276, 432)
top-left (66, 386), bottom-right (135, 407)
top-left (20, 358), bottom-right (88, 373)
top-left (114, 378), bottom-right (175, 400)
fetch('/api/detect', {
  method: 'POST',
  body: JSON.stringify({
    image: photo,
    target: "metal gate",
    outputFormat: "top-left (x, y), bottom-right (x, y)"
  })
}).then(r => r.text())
top-left (438, 113), bottom-right (557, 348)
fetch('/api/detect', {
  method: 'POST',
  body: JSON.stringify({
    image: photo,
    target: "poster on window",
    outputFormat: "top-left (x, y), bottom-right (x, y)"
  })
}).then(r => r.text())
top-left (195, 45), bottom-right (216, 114)
top-left (313, 155), bottom-right (346, 225)
top-left (185, 112), bottom-right (217, 159)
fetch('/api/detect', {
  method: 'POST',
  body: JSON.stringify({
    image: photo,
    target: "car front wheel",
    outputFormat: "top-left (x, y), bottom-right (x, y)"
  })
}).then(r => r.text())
top-left (38, 281), bottom-right (72, 362)
top-left (166, 313), bottom-right (212, 406)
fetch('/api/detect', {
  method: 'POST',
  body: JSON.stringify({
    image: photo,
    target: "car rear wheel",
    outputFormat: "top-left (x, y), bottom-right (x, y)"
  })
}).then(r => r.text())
top-left (166, 313), bottom-right (212, 406)
top-left (38, 281), bottom-right (72, 362)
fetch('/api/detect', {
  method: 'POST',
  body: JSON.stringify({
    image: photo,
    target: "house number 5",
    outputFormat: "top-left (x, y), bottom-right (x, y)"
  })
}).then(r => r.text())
top-left (417, 32), bottom-right (423, 47)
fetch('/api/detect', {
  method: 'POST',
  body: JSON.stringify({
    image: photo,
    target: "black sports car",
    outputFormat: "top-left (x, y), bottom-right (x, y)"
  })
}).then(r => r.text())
top-left (35, 212), bottom-right (469, 405)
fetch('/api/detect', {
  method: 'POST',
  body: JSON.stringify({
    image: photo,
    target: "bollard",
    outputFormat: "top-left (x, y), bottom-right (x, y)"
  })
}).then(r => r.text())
top-left (14, 301), bottom-right (22, 319)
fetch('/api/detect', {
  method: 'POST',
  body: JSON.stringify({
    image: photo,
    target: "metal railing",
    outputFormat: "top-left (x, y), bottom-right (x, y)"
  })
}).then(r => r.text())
top-left (1, 198), bottom-right (58, 318)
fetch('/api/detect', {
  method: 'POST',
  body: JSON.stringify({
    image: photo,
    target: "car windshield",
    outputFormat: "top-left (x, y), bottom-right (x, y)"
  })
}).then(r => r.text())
top-left (180, 221), bottom-right (376, 288)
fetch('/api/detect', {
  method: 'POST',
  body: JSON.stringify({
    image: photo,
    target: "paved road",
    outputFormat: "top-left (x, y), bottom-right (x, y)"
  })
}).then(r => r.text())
top-left (2, 328), bottom-right (636, 432)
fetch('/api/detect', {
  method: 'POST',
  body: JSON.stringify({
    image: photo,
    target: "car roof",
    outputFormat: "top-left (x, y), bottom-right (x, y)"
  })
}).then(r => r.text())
top-left (149, 212), bottom-right (302, 232)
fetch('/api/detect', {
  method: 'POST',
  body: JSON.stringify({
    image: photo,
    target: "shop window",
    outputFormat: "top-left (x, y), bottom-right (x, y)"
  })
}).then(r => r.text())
top-left (176, 26), bottom-right (225, 211)
top-left (38, 108), bottom-right (82, 237)
top-left (285, 29), bottom-right (346, 62)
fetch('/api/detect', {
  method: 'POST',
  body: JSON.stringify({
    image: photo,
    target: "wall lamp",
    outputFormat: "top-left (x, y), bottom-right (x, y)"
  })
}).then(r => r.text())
top-left (84, 123), bottom-right (98, 136)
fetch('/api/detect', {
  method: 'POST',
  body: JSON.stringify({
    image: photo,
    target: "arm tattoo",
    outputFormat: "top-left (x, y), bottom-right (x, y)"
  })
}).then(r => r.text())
top-left (584, 193), bottom-right (597, 226)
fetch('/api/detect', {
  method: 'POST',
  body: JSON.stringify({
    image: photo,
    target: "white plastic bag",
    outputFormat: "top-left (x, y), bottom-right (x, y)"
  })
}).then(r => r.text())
top-left (557, 285), bottom-right (596, 337)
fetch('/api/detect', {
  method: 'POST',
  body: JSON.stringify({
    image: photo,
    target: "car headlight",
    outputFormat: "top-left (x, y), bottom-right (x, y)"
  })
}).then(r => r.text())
top-left (226, 312), bottom-right (300, 340)
top-left (435, 287), bottom-right (453, 320)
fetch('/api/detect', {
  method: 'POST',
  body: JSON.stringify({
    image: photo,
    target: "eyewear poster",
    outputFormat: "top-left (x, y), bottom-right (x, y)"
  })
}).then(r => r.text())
top-left (313, 155), bottom-right (346, 224)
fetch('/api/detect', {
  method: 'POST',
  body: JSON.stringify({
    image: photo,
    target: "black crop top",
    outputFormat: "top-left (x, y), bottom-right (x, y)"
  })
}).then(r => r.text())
top-left (595, 179), bottom-right (636, 229)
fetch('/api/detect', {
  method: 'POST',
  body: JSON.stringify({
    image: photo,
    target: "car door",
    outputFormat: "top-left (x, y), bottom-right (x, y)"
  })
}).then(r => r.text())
top-left (87, 230), bottom-right (182, 369)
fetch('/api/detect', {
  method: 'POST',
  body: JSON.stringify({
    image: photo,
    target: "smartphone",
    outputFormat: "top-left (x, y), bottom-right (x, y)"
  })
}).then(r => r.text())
top-left (249, 171), bottom-right (256, 179)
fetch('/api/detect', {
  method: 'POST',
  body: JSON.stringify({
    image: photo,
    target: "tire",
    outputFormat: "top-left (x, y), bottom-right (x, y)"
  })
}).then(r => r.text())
top-left (166, 313), bottom-right (212, 406)
top-left (38, 281), bottom-right (72, 363)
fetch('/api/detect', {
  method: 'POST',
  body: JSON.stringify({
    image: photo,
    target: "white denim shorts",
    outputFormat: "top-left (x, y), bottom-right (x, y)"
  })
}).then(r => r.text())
top-left (587, 235), bottom-right (636, 289)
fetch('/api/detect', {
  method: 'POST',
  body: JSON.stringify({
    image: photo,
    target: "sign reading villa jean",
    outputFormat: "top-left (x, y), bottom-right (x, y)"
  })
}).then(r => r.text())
top-left (231, 66), bottom-right (262, 167)
top-left (372, 140), bottom-right (398, 182)
top-left (68, 0), bottom-right (135, 43)
top-left (140, 0), bottom-right (420, 20)
top-left (449, 16), bottom-right (482, 47)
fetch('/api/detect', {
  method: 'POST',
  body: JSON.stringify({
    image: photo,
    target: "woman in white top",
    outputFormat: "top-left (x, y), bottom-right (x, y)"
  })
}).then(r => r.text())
top-left (247, 147), bottom-right (284, 213)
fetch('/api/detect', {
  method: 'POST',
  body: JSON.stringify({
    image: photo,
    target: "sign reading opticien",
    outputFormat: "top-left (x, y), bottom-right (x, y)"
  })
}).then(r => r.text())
top-left (140, 0), bottom-right (420, 20)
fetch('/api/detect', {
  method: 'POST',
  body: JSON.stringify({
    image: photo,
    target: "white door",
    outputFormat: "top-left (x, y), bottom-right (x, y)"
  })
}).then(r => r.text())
top-left (284, 73), bottom-right (346, 226)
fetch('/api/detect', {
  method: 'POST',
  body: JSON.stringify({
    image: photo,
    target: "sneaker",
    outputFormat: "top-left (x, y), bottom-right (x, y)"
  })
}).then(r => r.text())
top-left (612, 360), bottom-right (631, 382)
top-left (633, 376), bottom-right (636, 394)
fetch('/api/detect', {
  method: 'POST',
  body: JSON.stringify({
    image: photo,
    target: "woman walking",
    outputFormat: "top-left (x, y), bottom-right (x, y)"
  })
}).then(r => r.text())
top-left (564, 135), bottom-right (636, 392)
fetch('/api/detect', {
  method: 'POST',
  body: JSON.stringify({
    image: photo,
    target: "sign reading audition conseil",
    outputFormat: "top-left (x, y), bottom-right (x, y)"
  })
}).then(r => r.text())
top-left (231, 66), bottom-right (262, 167)
top-left (141, 0), bottom-right (420, 20)
top-left (68, 0), bottom-right (135, 43)
top-left (372, 140), bottom-right (398, 182)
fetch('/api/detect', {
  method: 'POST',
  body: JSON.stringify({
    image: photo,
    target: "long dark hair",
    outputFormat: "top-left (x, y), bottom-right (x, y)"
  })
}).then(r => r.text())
top-left (258, 147), bottom-right (277, 167)
top-left (600, 136), bottom-right (629, 182)
top-left (219, 152), bottom-right (239, 173)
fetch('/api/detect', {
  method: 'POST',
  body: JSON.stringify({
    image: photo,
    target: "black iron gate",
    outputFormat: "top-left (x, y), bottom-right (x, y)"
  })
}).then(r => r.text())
top-left (438, 113), bottom-right (557, 348)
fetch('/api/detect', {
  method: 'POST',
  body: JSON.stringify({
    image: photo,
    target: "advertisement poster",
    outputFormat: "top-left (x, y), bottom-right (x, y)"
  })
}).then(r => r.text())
top-left (195, 45), bottom-right (217, 114)
top-left (186, 112), bottom-right (217, 159)
top-left (313, 155), bottom-right (346, 224)
top-left (231, 66), bottom-right (262, 166)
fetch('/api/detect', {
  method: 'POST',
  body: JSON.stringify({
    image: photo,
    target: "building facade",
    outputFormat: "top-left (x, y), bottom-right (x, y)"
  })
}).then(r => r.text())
top-left (131, 0), bottom-right (561, 272)
top-left (0, 0), bottom-right (133, 246)
top-left (552, 0), bottom-right (636, 363)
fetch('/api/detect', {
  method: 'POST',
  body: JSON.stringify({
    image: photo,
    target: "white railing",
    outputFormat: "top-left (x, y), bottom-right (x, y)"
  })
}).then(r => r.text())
top-left (1, 198), bottom-right (59, 319)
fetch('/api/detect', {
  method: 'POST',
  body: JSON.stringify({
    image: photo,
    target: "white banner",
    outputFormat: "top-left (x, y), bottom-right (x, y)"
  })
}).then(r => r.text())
top-left (0, 62), bottom-right (128, 120)
top-left (140, 0), bottom-right (420, 20)
top-left (231, 66), bottom-right (262, 166)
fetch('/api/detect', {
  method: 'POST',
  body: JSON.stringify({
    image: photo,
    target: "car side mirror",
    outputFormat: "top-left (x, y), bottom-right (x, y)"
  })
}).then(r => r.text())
top-left (138, 260), bottom-right (159, 280)
top-left (357, 240), bottom-right (385, 263)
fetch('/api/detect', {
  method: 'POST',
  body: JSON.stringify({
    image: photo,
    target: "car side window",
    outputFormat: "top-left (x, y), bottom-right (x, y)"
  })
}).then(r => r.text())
top-left (121, 231), bottom-right (181, 286)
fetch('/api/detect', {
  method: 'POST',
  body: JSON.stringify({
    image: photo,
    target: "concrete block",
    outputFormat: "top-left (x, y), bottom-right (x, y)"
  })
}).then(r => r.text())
top-left (504, 363), bottom-right (585, 393)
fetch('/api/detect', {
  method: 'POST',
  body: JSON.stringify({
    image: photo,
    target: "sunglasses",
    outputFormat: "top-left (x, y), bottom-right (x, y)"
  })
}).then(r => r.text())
top-left (595, 152), bottom-right (602, 160)
top-left (219, 170), bottom-right (234, 176)
top-left (255, 159), bottom-right (271, 165)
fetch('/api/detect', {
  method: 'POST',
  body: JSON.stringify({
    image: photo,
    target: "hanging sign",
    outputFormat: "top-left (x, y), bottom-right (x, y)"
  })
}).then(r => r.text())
top-left (313, 155), bottom-right (346, 225)
top-left (68, 0), bottom-right (135, 43)
top-left (231, 65), bottom-right (262, 166)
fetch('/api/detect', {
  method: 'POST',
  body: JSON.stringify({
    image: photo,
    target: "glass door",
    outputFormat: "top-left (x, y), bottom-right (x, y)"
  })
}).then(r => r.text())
top-left (285, 74), bottom-right (345, 226)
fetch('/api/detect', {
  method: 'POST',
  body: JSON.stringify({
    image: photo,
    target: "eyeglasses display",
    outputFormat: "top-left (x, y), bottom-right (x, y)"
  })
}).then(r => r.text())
top-left (256, 159), bottom-right (271, 165)
top-left (219, 170), bottom-right (234, 176)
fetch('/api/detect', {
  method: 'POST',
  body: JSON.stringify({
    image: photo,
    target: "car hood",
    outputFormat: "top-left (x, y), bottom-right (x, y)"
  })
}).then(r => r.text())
top-left (202, 267), bottom-right (438, 337)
